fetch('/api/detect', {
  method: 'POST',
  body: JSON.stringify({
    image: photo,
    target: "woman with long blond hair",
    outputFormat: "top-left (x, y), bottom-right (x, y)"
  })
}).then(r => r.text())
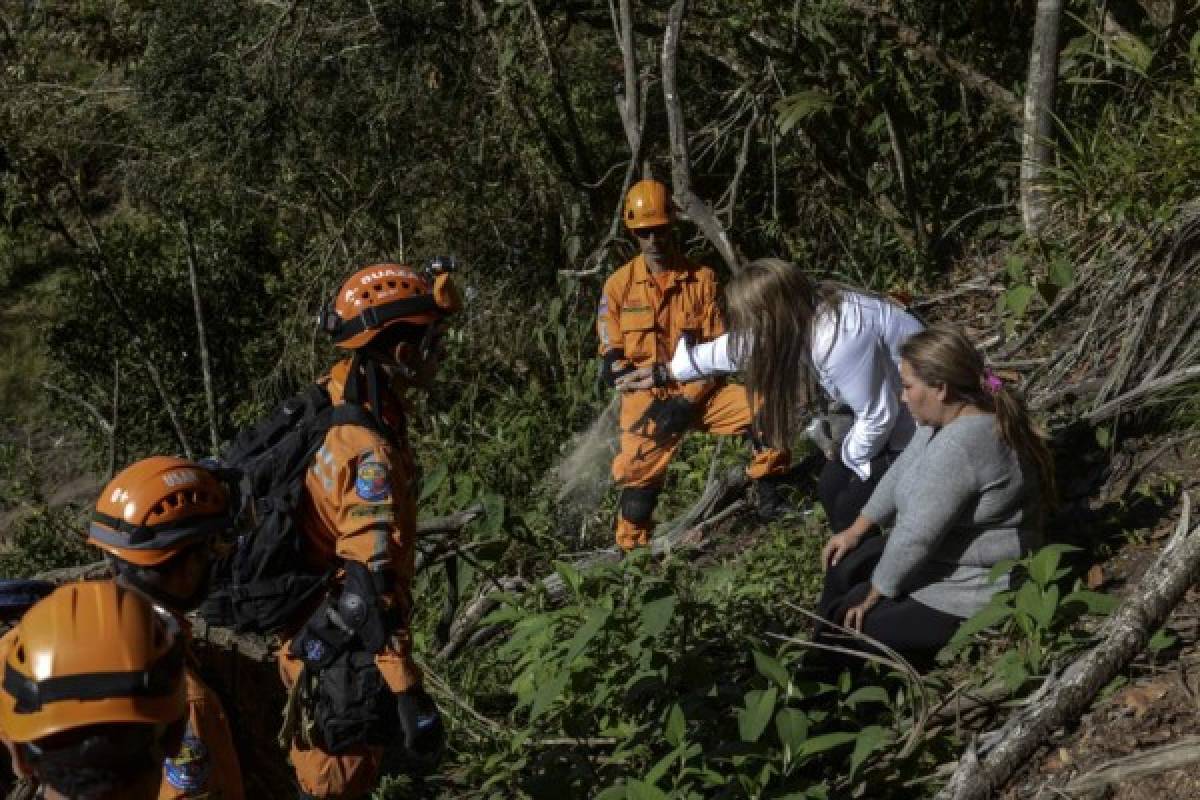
top-left (817, 324), bottom-right (1055, 670)
top-left (619, 258), bottom-right (923, 531)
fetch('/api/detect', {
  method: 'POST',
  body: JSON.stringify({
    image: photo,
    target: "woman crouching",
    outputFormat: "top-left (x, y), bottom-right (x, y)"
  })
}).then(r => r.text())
top-left (817, 324), bottom-right (1056, 671)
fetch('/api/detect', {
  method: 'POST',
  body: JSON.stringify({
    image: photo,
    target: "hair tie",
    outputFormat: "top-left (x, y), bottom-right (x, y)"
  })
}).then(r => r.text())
top-left (982, 368), bottom-right (1004, 395)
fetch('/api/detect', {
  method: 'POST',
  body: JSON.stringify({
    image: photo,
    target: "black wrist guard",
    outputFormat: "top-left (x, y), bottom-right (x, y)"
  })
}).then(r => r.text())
top-left (651, 363), bottom-right (671, 387)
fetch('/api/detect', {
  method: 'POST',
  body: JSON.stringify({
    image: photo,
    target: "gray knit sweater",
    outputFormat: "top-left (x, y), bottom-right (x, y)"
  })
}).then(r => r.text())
top-left (861, 413), bottom-right (1042, 618)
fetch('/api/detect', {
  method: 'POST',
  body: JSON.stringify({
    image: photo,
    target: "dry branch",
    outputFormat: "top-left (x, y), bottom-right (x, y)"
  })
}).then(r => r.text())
top-left (935, 494), bottom-right (1200, 800)
top-left (661, 0), bottom-right (741, 272)
top-left (1065, 735), bottom-right (1200, 793)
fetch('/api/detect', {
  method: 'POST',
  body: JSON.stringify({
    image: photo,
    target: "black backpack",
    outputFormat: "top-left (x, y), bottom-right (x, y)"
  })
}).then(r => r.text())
top-left (200, 384), bottom-right (390, 635)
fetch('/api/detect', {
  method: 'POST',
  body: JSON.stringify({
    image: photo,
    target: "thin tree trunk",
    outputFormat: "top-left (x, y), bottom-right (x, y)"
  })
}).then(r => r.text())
top-left (661, 0), bottom-right (740, 272)
top-left (1021, 0), bottom-right (1064, 238)
top-left (181, 217), bottom-right (220, 456)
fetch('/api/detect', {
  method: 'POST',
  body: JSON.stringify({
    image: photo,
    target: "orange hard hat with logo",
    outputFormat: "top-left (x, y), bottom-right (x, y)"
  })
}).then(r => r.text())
top-left (320, 260), bottom-right (462, 350)
top-left (624, 179), bottom-right (672, 230)
top-left (88, 456), bottom-right (230, 567)
top-left (0, 581), bottom-right (187, 743)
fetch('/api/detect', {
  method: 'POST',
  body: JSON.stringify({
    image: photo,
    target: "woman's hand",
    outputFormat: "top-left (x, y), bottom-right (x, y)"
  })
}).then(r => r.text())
top-left (843, 586), bottom-right (882, 632)
top-left (821, 529), bottom-right (863, 570)
top-left (615, 366), bottom-right (661, 392)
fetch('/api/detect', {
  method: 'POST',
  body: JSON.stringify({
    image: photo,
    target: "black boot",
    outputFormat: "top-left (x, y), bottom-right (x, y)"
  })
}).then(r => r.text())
top-left (753, 475), bottom-right (793, 521)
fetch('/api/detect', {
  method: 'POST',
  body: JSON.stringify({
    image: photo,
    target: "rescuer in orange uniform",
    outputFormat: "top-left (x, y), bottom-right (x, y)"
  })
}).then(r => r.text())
top-left (278, 261), bottom-right (459, 798)
top-left (599, 179), bottom-right (791, 550)
top-left (0, 581), bottom-right (189, 800)
top-left (87, 456), bottom-right (245, 800)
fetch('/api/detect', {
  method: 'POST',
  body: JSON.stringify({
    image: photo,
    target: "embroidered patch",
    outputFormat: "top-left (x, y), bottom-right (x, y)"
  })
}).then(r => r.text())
top-left (355, 455), bottom-right (392, 502)
top-left (304, 637), bottom-right (326, 662)
top-left (164, 733), bottom-right (211, 792)
top-left (350, 503), bottom-right (394, 519)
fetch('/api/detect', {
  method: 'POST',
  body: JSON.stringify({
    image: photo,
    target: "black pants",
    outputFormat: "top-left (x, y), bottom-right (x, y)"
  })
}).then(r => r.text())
top-left (814, 534), bottom-right (962, 673)
top-left (816, 452), bottom-right (893, 533)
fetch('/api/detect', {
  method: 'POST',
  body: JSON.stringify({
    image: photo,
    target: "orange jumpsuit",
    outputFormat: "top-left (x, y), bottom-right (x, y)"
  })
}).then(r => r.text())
top-left (160, 628), bottom-right (244, 800)
top-left (278, 358), bottom-right (421, 799)
top-left (598, 254), bottom-right (790, 550)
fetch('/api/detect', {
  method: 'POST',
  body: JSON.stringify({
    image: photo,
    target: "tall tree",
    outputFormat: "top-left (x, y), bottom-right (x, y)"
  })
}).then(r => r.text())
top-left (1021, 0), bottom-right (1064, 237)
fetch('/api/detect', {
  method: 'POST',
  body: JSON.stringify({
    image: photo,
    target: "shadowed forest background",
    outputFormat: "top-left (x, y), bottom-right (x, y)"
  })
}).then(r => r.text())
top-left (3, 1), bottom-right (1200, 798)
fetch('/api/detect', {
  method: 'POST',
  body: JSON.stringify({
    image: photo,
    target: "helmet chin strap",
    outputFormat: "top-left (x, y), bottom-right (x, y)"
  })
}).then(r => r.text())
top-left (345, 351), bottom-right (390, 430)
top-left (111, 556), bottom-right (212, 614)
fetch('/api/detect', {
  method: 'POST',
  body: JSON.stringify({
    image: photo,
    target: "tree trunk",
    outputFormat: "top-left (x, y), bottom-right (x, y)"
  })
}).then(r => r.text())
top-left (1020, 0), bottom-right (1064, 238)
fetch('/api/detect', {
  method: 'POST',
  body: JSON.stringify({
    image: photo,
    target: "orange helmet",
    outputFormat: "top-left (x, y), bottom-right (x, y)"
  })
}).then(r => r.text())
top-left (320, 261), bottom-right (462, 350)
top-left (88, 456), bottom-right (229, 567)
top-left (0, 581), bottom-right (186, 743)
top-left (623, 179), bottom-right (672, 230)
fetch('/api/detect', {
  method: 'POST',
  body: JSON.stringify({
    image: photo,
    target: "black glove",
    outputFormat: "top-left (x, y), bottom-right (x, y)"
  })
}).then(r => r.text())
top-left (396, 686), bottom-right (445, 774)
top-left (632, 396), bottom-right (695, 438)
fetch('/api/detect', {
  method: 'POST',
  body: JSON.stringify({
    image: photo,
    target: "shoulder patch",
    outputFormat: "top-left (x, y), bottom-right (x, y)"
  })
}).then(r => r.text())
top-left (355, 453), bottom-right (392, 502)
top-left (164, 732), bottom-right (211, 792)
top-left (598, 296), bottom-right (609, 317)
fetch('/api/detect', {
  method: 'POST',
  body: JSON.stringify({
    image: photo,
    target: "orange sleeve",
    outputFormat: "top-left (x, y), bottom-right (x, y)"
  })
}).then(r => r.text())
top-left (597, 275), bottom-right (623, 356)
top-left (336, 441), bottom-right (424, 692)
top-left (700, 271), bottom-right (727, 341)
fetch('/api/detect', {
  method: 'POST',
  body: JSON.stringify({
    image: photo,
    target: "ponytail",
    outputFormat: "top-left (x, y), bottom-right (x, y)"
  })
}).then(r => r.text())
top-left (987, 378), bottom-right (1058, 517)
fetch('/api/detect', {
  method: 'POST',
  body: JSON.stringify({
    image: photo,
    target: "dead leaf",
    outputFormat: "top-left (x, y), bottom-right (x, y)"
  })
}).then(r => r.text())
top-left (1086, 564), bottom-right (1105, 589)
top-left (1115, 681), bottom-right (1170, 718)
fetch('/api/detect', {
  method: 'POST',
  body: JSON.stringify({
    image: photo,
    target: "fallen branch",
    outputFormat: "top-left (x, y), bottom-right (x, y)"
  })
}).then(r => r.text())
top-left (1064, 735), bottom-right (1200, 793)
top-left (1085, 365), bottom-right (1200, 424)
top-left (935, 493), bottom-right (1200, 800)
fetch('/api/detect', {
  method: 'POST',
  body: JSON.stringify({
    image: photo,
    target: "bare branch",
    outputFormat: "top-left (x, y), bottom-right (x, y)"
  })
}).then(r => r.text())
top-left (181, 216), bottom-right (221, 456)
top-left (661, 0), bottom-right (740, 272)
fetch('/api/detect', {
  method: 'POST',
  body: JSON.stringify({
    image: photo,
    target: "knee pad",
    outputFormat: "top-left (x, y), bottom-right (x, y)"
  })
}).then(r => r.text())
top-left (619, 487), bottom-right (659, 524)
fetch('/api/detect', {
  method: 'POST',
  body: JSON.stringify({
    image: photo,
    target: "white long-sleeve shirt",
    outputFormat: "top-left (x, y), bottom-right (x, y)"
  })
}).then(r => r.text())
top-left (670, 291), bottom-right (923, 480)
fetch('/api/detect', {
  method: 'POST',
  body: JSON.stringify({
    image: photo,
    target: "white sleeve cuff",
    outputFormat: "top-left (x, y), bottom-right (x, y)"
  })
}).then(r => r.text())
top-left (670, 333), bottom-right (737, 383)
top-left (840, 436), bottom-right (873, 481)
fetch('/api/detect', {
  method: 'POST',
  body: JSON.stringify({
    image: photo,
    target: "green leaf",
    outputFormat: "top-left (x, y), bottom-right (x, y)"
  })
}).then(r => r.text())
top-left (562, 606), bottom-right (611, 666)
top-left (529, 669), bottom-right (569, 721)
top-left (1063, 589), bottom-right (1118, 615)
top-left (737, 687), bottom-right (778, 743)
top-left (1031, 584), bottom-right (1060, 629)
top-left (775, 90), bottom-right (835, 134)
top-left (1028, 544), bottom-right (1079, 586)
top-left (774, 708), bottom-right (809, 762)
top-left (625, 780), bottom-right (669, 800)
top-left (1095, 426), bottom-right (1111, 449)
top-left (594, 788), bottom-right (626, 800)
top-left (1048, 258), bottom-right (1075, 288)
top-left (940, 600), bottom-right (1015, 660)
top-left (664, 704), bottom-right (686, 748)
top-left (844, 685), bottom-right (889, 709)
top-left (1004, 285), bottom-right (1036, 318)
top-left (1015, 581), bottom-right (1046, 628)
top-left (640, 595), bottom-right (677, 638)
top-left (418, 462), bottom-right (448, 503)
top-left (995, 649), bottom-right (1030, 691)
top-left (554, 561), bottom-right (583, 598)
top-left (1149, 628), bottom-right (1178, 655)
top-left (849, 725), bottom-right (890, 779)
top-left (798, 731), bottom-right (858, 757)
top-left (1005, 254), bottom-right (1027, 283)
top-left (753, 650), bottom-right (792, 694)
